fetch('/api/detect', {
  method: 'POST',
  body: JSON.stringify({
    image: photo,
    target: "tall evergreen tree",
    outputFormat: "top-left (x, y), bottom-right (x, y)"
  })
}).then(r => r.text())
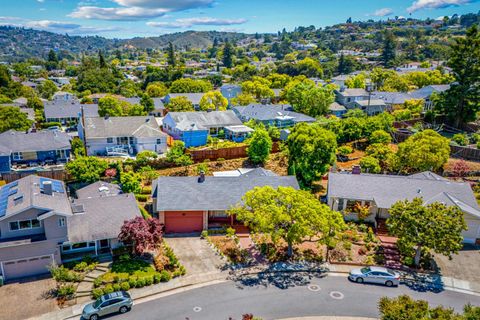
top-left (167, 42), bottom-right (176, 67)
top-left (222, 40), bottom-right (234, 68)
top-left (381, 30), bottom-right (397, 68)
top-left (98, 50), bottom-right (107, 68)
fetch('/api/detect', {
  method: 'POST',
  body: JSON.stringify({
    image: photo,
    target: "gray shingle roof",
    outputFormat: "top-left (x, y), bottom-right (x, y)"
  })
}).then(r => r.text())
top-left (371, 91), bottom-right (412, 105)
top-left (0, 130), bottom-right (71, 154)
top-left (328, 172), bottom-right (480, 217)
top-left (329, 102), bottom-right (347, 112)
top-left (76, 181), bottom-right (123, 199)
top-left (336, 88), bottom-right (369, 97)
top-left (84, 116), bottom-right (167, 139)
top-left (154, 174), bottom-right (300, 211)
top-left (167, 110), bottom-right (242, 131)
top-left (233, 104), bottom-right (316, 123)
top-left (67, 193), bottom-right (141, 243)
top-left (354, 99), bottom-right (387, 107)
top-left (44, 103), bottom-right (99, 119)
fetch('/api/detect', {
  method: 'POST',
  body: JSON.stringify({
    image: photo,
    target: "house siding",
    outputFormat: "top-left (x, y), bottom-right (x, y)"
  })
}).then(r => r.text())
top-left (0, 155), bottom-right (11, 173)
top-left (0, 208), bottom-right (46, 240)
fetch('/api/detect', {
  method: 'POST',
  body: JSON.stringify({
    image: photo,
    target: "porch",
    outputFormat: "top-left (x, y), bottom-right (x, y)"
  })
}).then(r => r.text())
top-left (60, 239), bottom-right (113, 262)
top-left (207, 211), bottom-right (249, 234)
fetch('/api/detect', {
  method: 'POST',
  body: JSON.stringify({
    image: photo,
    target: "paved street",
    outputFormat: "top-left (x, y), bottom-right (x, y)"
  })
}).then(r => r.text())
top-left (105, 274), bottom-right (480, 320)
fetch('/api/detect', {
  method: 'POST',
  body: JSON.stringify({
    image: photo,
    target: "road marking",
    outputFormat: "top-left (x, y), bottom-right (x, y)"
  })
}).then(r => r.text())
top-left (329, 291), bottom-right (344, 300)
top-left (307, 284), bottom-right (321, 292)
top-left (193, 306), bottom-right (202, 312)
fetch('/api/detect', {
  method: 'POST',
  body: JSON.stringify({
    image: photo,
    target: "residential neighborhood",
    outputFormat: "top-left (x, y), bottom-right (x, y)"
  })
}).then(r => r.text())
top-left (0, 1), bottom-right (480, 320)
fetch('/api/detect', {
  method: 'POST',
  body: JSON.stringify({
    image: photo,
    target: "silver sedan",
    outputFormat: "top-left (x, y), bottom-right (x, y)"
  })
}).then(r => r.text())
top-left (349, 266), bottom-right (400, 287)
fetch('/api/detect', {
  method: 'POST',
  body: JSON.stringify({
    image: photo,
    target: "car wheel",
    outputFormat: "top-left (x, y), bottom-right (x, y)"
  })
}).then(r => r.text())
top-left (89, 315), bottom-right (99, 320)
top-left (119, 306), bottom-right (128, 314)
top-left (385, 280), bottom-right (393, 287)
top-left (356, 277), bottom-right (364, 284)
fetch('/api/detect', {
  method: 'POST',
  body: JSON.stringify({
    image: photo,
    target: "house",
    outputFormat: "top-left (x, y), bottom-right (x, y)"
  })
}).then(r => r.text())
top-left (0, 130), bottom-right (71, 172)
top-left (327, 171), bottom-right (480, 244)
top-left (329, 102), bottom-right (347, 117)
top-left (120, 97), bottom-right (166, 117)
top-left (224, 125), bottom-right (254, 143)
top-left (335, 88), bottom-right (370, 109)
top-left (164, 93), bottom-right (205, 110)
top-left (220, 85), bottom-right (242, 105)
top-left (372, 85), bottom-right (450, 111)
top-left (79, 116), bottom-right (168, 156)
top-left (162, 110), bottom-right (243, 147)
top-left (44, 103), bottom-right (99, 125)
top-left (0, 177), bottom-right (141, 280)
top-left (352, 99), bottom-right (388, 116)
top-left (152, 169), bottom-right (299, 233)
top-left (52, 91), bottom-right (78, 103)
top-left (233, 104), bottom-right (316, 128)
top-left (331, 75), bottom-right (350, 88)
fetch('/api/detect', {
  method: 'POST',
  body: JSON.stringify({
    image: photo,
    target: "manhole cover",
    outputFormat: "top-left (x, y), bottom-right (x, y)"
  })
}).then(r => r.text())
top-left (193, 306), bottom-right (202, 312)
top-left (308, 284), bottom-right (321, 292)
top-left (329, 291), bottom-right (344, 299)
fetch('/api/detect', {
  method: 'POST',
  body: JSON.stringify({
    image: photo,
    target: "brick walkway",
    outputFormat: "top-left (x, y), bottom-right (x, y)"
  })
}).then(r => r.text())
top-left (238, 234), bottom-right (267, 265)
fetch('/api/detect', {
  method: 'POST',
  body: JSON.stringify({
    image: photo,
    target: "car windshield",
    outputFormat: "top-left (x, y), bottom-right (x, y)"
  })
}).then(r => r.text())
top-left (360, 267), bottom-right (371, 274)
top-left (93, 298), bottom-right (103, 309)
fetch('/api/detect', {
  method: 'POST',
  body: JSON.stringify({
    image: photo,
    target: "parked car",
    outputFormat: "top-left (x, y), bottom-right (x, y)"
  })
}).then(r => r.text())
top-left (348, 266), bottom-right (400, 287)
top-left (82, 291), bottom-right (133, 320)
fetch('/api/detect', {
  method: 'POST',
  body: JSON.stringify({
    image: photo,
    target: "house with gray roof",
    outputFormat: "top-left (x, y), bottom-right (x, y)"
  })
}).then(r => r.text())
top-left (335, 88), bottom-right (370, 109)
top-left (120, 97), bottom-right (166, 117)
top-left (233, 104), bottom-right (315, 128)
top-left (79, 116), bottom-right (168, 156)
top-left (0, 130), bottom-right (71, 172)
top-left (0, 176), bottom-right (141, 280)
top-left (353, 99), bottom-right (388, 116)
top-left (327, 171), bottom-right (480, 244)
top-left (152, 171), bottom-right (299, 233)
top-left (44, 102), bottom-right (99, 125)
top-left (162, 110), bottom-right (243, 147)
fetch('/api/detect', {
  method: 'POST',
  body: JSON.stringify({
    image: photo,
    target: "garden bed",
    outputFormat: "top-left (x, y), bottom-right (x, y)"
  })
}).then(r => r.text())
top-left (206, 235), bottom-right (251, 264)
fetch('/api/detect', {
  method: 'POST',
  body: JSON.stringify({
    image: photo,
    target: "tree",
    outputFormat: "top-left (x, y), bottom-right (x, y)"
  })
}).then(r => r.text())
top-left (369, 129), bottom-right (391, 145)
top-left (120, 171), bottom-right (141, 193)
top-left (241, 79), bottom-right (274, 101)
top-left (395, 129), bottom-right (450, 173)
top-left (199, 91), bottom-right (228, 111)
top-left (98, 50), bottom-right (107, 68)
top-left (283, 79), bottom-right (334, 117)
top-left (37, 80), bottom-right (58, 100)
top-left (169, 78), bottom-right (212, 93)
top-left (360, 156), bottom-right (381, 173)
top-left (345, 74), bottom-right (366, 89)
top-left (379, 295), bottom-right (463, 320)
top-left (222, 40), bottom-right (234, 68)
top-left (247, 127), bottom-right (272, 164)
top-left (382, 30), bottom-right (397, 68)
top-left (118, 217), bottom-right (163, 256)
top-left (46, 50), bottom-right (58, 71)
top-left (166, 141), bottom-right (193, 166)
top-left (146, 82), bottom-right (168, 97)
top-left (65, 157), bottom-right (108, 183)
top-left (228, 186), bottom-right (344, 257)
top-left (288, 123), bottom-right (337, 188)
top-left (166, 96), bottom-right (194, 112)
top-left (230, 93), bottom-right (256, 106)
top-left (140, 94), bottom-right (154, 113)
top-left (71, 137), bottom-right (86, 158)
top-left (136, 150), bottom-right (158, 167)
top-left (98, 95), bottom-right (124, 116)
top-left (436, 25), bottom-right (480, 128)
top-left (167, 42), bottom-right (176, 67)
top-left (387, 198), bottom-right (466, 267)
top-left (0, 106), bottom-right (33, 133)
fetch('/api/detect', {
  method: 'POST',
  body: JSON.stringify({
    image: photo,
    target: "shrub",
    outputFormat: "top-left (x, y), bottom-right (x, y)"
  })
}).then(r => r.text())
top-left (136, 278), bottom-right (146, 288)
top-left (226, 227), bottom-right (236, 238)
top-left (201, 230), bottom-right (209, 239)
top-left (164, 245), bottom-right (179, 266)
top-left (342, 241), bottom-right (352, 251)
top-left (145, 275), bottom-right (154, 286)
top-left (154, 253), bottom-right (170, 272)
top-left (73, 261), bottom-right (88, 272)
top-left (92, 288), bottom-right (104, 300)
top-left (451, 133), bottom-right (469, 146)
top-left (57, 284), bottom-right (76, 298)
top-left (135, 194), bottom-right (149, 202)
top-left (120, 281), bottom-right (130, 291)
top-left (93, 278), bottom-right (102, 288)
top-left (112, 246), bottom-right (130, 257)
top-left (138, 205), bottom-right (152, 219)
top-left (128, 277), bottom-right (137, 288)
top-left (178, 265), bottom-right (186, 276)
top-left (50, 265), bottom-right (82, 282)
top-left (160, 270), bottom-right (171, 282)
top-left (153, 273), bottom-right (162, 284)
top-left (113, 283), bottom-right (121, 292)
top-left (364, 256), bottom-right (375, 265)
top-left (337, 146), bottom-right (353, 156)
top-left (103, 284), bottom-right (114, 294)
top-left (140, 186), bottom-right (152, 195)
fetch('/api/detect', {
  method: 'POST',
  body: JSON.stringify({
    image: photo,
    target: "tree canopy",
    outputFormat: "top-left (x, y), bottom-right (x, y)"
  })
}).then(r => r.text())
top-left (199, 91), bottom-right (228, 111)
top-left (0, 106), bottom-right (33, 133)
top-left (283, 79), bottom-right (335, 117)
top-left (166, 96), bottom-right (194, 112)
top-left (247, 127), bottom-right (272, 164)
top-left (66, 156), bottom-right (108, 183)
top-left (119, 217), bottom-right (163, 256)
top-left (169, 78), bottom-right (212, 93)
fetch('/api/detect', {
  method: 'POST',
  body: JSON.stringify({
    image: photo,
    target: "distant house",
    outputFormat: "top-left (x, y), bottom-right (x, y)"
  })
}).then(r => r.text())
top-left (44, 103), bottom-right (99, 125)
top-left (164, 93), bottom-right (205, 110)
top-left (331, 75), bottom-right (350, 88)
top-left (220, 85), bottom-right (242, 105)
top-left (327, 171), bottom-right (480, 244)
top-left (352, 99), bottom-right (387, 116)
top-left (329, 102), bottom-right (347, 117)
top-left (52, 91), bottom-right (78, 103)
top-left (233, 104), bottom-right (316, 128)
top-left (335, 88), bottom-right (370, 109)
top-left (0, 130), bottom-right (71, 172)
top-left (224, 125), bottom-right (254, 143)
top-left (120, 97), bottom-right (166, 117)
top-left (152, 169), bottom-right (299, 233)
top-left (162, 110), bottom-right (243, 147)
top-left (0, 177), bottom-right (141, 280)
top-left (372, 85), bottom-right (450, 111)
top-left (79, 116), bottom-right (168, 156)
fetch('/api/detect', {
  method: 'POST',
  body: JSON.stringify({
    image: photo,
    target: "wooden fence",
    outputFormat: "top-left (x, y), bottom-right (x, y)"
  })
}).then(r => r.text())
top-left (187, 142), bottom-right (280, 162)
top-left (450, 145), bottom-right (480, 161)
top-left (0, 169), bottom-right (70, 184)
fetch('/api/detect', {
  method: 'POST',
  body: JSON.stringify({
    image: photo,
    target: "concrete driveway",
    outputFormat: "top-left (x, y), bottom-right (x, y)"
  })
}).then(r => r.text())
top-left (165, 236), bottom-right (226, 275)
top-left (0, 275), bottom-right (58, 320)
top-left (435, 244), bottom-right (480, 292)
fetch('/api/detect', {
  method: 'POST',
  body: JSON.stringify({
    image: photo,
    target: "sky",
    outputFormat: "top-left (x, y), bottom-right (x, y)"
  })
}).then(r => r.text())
top-left (0, 0), bottom-right (479, 38)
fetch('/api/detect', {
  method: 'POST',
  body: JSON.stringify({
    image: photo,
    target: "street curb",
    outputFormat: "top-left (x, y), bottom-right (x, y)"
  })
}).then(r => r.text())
top-left (277, 317), bottom-right (377, 320)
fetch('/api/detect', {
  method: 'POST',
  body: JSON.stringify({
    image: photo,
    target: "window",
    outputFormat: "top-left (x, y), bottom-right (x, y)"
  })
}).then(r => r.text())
top-left (107, 137), bottom-right (114, 143)
top-left (58, 217), bottom-right (66, 227)
top-left (55, 149), bottom-right (67, 159)
top-left (9, 219), bottom-right (41, 231)
top-left (337, 198), bottom-right (344, 211)
top-left (156, 139), bottom-right (162, 144)
top-left (12, 152), bottom-right (23, 161)
top-left (72, 242), bottom-right (87, 249)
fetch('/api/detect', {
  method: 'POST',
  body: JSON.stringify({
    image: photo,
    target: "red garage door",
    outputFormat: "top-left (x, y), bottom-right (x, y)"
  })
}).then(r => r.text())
top-left (164, 211), bottom-right (203, 233)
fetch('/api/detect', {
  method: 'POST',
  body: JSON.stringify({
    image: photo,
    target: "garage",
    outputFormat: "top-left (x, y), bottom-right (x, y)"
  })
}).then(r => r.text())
top-left (1, 255), bottom-right (53, 280)
top-left (164, 211), bottom-right (203, 234)
top-left (463, 219), bottom-right (480, 244)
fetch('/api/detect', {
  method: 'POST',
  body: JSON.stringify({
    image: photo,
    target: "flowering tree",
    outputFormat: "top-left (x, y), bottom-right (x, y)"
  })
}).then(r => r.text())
top-left (452, 159), bottom-right (470, 178)
top-left (118, 217), bottom-right (163, 255)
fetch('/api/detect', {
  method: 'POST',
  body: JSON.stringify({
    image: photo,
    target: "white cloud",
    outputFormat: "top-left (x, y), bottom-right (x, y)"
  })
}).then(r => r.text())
top-left (407, 0), bottom-right (477, 13)
top-left (70, 0), bottom-right (214, 21)
top-left (36, 0), bottom-right (45, 3)
top-left (371, 8), bottom-right (394, 17)
top-left (147, 17), bottom-right (247, 29)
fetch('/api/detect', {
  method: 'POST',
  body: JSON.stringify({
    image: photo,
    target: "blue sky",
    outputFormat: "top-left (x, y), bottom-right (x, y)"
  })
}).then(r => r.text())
top-left (0, 0), bottom-right (479, 38)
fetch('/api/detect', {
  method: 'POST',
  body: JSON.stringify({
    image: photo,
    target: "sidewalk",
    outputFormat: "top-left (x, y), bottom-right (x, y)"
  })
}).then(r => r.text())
top-left (278, 317), bottom-right (377, 320)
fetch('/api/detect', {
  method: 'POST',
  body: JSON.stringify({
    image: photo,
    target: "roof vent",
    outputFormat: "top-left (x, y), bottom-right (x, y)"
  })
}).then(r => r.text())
top-left (417, 188), bottom-right (422, 193)
top-left (198, 171), bottom-right (205, 183)
top-left (72, 204), bottom-right (85, 214)
top-left (42, 181), bottom-right (53, 195)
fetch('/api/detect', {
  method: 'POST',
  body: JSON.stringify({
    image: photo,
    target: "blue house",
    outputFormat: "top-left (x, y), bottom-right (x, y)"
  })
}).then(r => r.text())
top-left (220, 85), bottom-right (242, 105)
top-left (162, 111), bottom-right (243, 148)
top-left (0, 130), bottom-right (71, 172)
top-left (328, 102), bottom-right (347, 118)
